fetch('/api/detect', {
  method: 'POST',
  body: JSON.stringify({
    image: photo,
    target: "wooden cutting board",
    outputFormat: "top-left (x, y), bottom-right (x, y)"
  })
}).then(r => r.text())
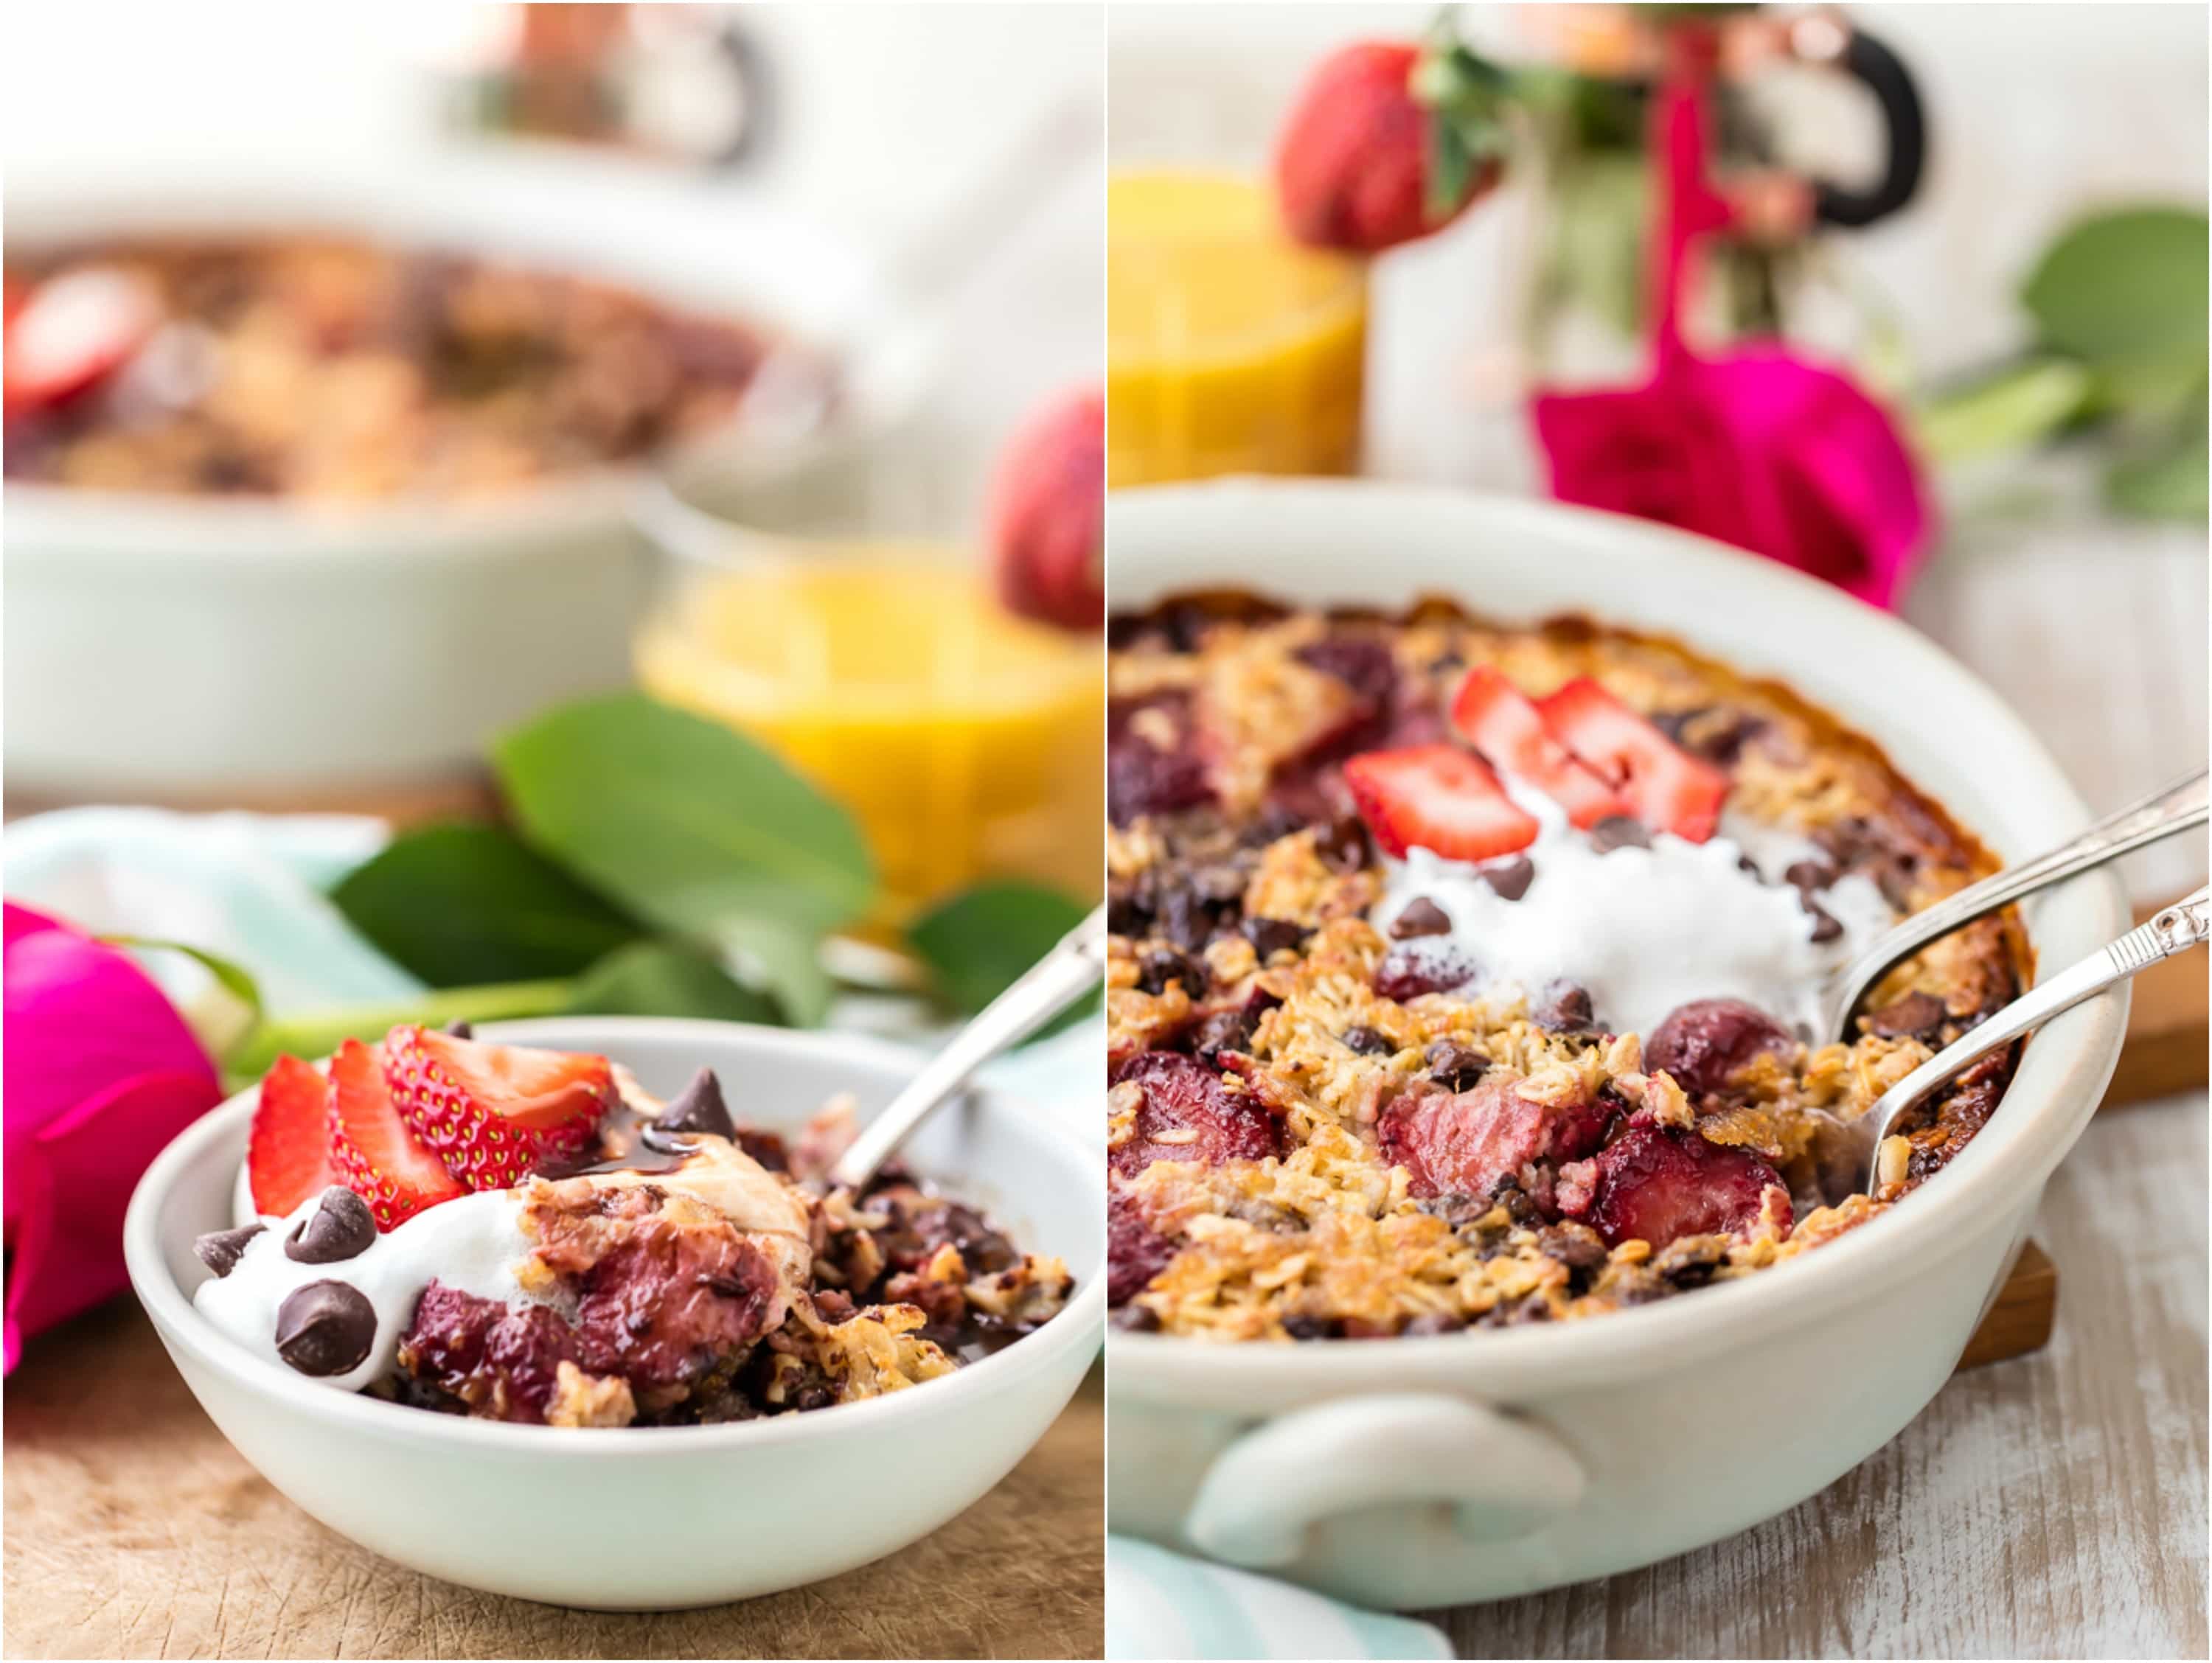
top-left (1, 1303), bottom-right (1104, 1661)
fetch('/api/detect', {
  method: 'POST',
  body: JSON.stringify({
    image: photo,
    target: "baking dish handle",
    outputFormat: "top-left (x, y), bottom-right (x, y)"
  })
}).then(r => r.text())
top-left (1181, 1393), bottom-right (1585, 1570)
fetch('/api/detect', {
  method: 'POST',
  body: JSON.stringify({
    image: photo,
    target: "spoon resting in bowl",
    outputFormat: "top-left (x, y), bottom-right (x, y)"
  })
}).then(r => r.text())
top-left (829, 902), bottom-right (1106, 1191)
top-left (1817, 767), bottom-right (2206, 1045)
top-left (1819, 885), bottom-right (2208, 1202)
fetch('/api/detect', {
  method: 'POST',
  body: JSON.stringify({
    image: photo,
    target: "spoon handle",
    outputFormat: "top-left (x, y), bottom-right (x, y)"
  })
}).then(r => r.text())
top-left (828, 902), bottom-right (1108, 1191)
top-left (1825, 767), bottom-right (2208, 1040)
top-left (1860, 885), bottom-right (2210, 1185)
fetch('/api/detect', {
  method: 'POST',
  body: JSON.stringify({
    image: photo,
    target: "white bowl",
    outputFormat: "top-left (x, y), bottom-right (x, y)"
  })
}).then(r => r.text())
top-left (1105, 478), bottom-right (2129, 1609)
top-left (124, 1017), bottom-right (1103, 1609)
top-left (5, 156), bottom-right (936, 796)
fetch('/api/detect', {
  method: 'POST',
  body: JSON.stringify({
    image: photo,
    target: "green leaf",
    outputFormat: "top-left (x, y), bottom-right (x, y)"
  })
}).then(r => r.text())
top-left (908, 881), bottom-right (1091, 1031)
top-left (2106, 383), bottom-right (2210, 520)
top-left (563, 941), bottom-right (782, 1025)
top-left (1912, 358), bottom-right (2094, 466)
top-left (2022, 206), bottom-right (2208, 413)
top-left (492, 692), bottom-right (875, 995)
top-left (330, 823), bottom-right (644, 988)
top-left (720, 913), bottom-right (836, 1028)
top-left (100, 935), bottom-right (264, 1028)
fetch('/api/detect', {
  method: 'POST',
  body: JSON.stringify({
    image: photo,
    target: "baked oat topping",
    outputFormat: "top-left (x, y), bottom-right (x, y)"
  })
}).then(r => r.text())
top-left (1106, 593), bottom-right (2026, 1340)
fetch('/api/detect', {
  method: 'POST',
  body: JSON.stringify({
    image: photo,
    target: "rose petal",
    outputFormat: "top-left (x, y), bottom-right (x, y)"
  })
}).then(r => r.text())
top-left (3, 1067), bottom-right (222, 1371)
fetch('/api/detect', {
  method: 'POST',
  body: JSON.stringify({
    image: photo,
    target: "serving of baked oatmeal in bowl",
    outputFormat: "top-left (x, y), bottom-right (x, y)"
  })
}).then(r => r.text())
top-left (125, 1018), bottom-right (1103, 1607)
top-left (1105, 479), bottom-right (2128, 1608)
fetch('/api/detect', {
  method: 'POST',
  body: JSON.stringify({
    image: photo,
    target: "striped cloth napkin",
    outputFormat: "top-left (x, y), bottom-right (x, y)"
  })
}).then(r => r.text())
top-left (1108, 1536), bottom-right (1450, 1659)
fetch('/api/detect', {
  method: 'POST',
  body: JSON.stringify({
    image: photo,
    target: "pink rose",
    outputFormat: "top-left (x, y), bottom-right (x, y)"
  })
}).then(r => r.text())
top-left (1533, 347), bottom-right (1935, 610)
top-left (4, 902), bottom-right (222, 1371)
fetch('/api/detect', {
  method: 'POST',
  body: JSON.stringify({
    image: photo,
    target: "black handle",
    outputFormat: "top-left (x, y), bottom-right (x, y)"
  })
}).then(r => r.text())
top-left (1811, 27), bottom-right (1925, 229)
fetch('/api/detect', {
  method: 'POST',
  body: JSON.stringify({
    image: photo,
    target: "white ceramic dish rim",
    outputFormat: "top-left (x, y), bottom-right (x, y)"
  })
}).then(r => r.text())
top-left (1105, 478), bottom-right (2129, 1395)
top-left (5, 163), bottom-right (936, 568)
top-left (124, 1018), bottom-right (1107, 1455)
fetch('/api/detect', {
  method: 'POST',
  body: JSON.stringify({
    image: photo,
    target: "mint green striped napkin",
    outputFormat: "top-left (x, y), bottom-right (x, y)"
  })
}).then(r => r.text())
top-left (1108, 1535), bottom-right (1450, 1659)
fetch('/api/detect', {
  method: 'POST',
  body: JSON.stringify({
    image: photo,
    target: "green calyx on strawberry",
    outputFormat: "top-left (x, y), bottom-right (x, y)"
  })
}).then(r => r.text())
top-left (243, 1030), bottom-right (618, 1233)
top-left (1349, 670), bottom-right (1730, 862)
top-left (1273, 28), bottom-right (1517, 254)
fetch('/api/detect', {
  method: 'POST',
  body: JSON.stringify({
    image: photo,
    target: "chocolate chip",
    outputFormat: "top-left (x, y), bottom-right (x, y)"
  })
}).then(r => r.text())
top-left (1315, 814), bottom-right (1372, 874)
top-left (1423, 1039), bottom-right (1490, 1090)
top-left (1589, 816), bottom-right (1652, 853)
top-left (1240, 916), bottom-right (1307, 959)
top-left (193, 1223), bottom-right (265, 1279)
top-left (1803, 900), bottom-right (1844, 943)
top-left (1784, 860), bottom-right (1837, 893)
top-left (1280, 1314), bottom-right (1338, 1341)
top-left (1481, 855), bottom-right (1536, 901)
top-left (793, 1384), bottom-right (835, 1412)
top-left (443, 1018), bottom-right (474, 1039)
top-left (1341, 1025), bottom-right (1394, 1056)
top-left (653, 1067), bottom-right (737, 1143)
top-left (1388, 896), bottom-right (1452, 938)
top-left (1401, 1313), bottom-right (1465, 1336)
top-left (1737, 854), bottom-right (1764, 879)
top-left (1110, 1304), bottom-right (1162, 1333)
top-left (285, 1188), bottom-right (376, 1265)
top-left (1138, 946), bottom-right (1207, 998)
top-left (1865, 991), bottom-right (1947, 1042)
top-left (1531, 980), bottom-right (1596, 1033)
top-left (274, 1280), bottom-right (377, 1376)
top-left (1190, 1010), bottom-right (1253, 1067)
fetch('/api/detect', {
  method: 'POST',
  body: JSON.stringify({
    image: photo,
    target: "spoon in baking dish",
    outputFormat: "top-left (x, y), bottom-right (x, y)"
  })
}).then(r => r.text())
top-left (827, 902), bottom-right (1107, 1191)
top-left (1816, 767), bottom-right (2207, 1045)
top-left (1821, 884), bottom-right (2210, 1200)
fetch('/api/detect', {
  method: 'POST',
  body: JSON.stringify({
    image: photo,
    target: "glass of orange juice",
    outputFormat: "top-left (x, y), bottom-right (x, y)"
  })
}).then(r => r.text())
top-left (633, 505), bottom-right (1102, 935)
top-left (1108, 168), bottom-right (1369, 486)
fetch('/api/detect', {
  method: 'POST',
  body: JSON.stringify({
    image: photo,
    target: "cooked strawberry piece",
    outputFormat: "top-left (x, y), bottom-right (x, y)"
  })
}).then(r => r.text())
top-left (1555, 1118), bottom-right (1790, 1249)
top-left (1107, 1186), bottom-right (1177, 1306)
top-left (1110, 1052), bottom-right (1281, 1176)
top-left (1342, 744), bottom-right (1540, 862)
top-left (1376, 1074), bottom-right (1611, 1202)
top-left (1450, 666), bottom-right (1628, 828)
top-left (383, 1025), bottom-right (614, 1190)
top-left (1644, 998), bottom-right (1796, 1098)
top-left (1109, 693), bottom-right (1214, 826)
top-left (327, 1039), bottom-right (465, 1230)
top-left (247, 1053), bottom-right (338, 1218)
top-left (3, 268), bottom-right (159, 416)
top-left (1535, 678), bottom-right (1729, 843)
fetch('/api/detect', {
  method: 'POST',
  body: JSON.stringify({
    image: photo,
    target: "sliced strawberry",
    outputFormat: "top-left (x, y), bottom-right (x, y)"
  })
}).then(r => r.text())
top-left (1343, 744), bottom-right (1540, 862)
top-left (247, 1053), bottom-right (338, 1219)
top-left (383, 1025), bottom-right (614, 1190)
top-left (3, 267), bottom-right (159, 416)
top-left (1450, 666), bottom-right (1628, 829)
top-left (1535, 678), bottom-right (1728, 843)
top-left (328, 1039), bottom-right (466, 1230)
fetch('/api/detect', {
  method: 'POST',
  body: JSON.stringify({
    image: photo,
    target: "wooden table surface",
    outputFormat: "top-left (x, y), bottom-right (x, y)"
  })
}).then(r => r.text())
top-left (1426, 1092), bottom-right (2208, 1659)
top-left (2, 1325), bottom-right (1103, 1662)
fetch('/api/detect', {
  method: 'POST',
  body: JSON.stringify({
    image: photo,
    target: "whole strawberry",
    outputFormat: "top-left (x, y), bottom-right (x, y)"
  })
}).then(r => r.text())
top-left (987, 385), bottom-right (1102, 632)
top-left (1273, 38), bottom-right (1511, 254)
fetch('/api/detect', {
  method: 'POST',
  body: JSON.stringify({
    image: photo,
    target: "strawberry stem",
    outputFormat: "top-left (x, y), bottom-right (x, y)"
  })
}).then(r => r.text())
top-left (223, 977), bottom-right (577, 1090)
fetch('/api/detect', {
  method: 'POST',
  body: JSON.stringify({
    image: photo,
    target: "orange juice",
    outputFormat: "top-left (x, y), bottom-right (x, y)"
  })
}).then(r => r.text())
top-left (635, 547), bottom-right (1102, 929)
top-left (1108, 169), bottom-right (1368, 486)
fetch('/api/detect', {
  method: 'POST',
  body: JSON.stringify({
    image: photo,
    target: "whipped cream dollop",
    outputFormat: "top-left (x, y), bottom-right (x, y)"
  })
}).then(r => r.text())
top-left (1377, 772), bottom-right (1893, 1042)
top-left (193, 1190), bottom-right (539, 1394)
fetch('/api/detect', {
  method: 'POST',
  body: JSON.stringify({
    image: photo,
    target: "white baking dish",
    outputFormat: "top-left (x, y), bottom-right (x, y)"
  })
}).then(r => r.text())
top-left (1104, 478), bottom-right (2129, 1609)
top-left (4, 154), bottom-right (935, 797)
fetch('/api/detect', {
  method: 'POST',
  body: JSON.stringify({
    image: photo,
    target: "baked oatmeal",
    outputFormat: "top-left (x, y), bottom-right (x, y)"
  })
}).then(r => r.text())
top-left (4, 235), bottom-right (806, 498)
top-left (1105, 593), bottom-right (2026, 1341)
top-left (195, 1025), bottom-right (1068, 1423)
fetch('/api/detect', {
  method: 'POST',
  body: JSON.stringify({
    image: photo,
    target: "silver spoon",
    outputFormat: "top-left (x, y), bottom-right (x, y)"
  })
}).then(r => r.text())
top-left (1818, 768), bottom-right (2207, 1044)
top-left (828, 902), bottom-right (1107, 1191)
top-left (1823, 885), bottom-right (2209, 1199)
